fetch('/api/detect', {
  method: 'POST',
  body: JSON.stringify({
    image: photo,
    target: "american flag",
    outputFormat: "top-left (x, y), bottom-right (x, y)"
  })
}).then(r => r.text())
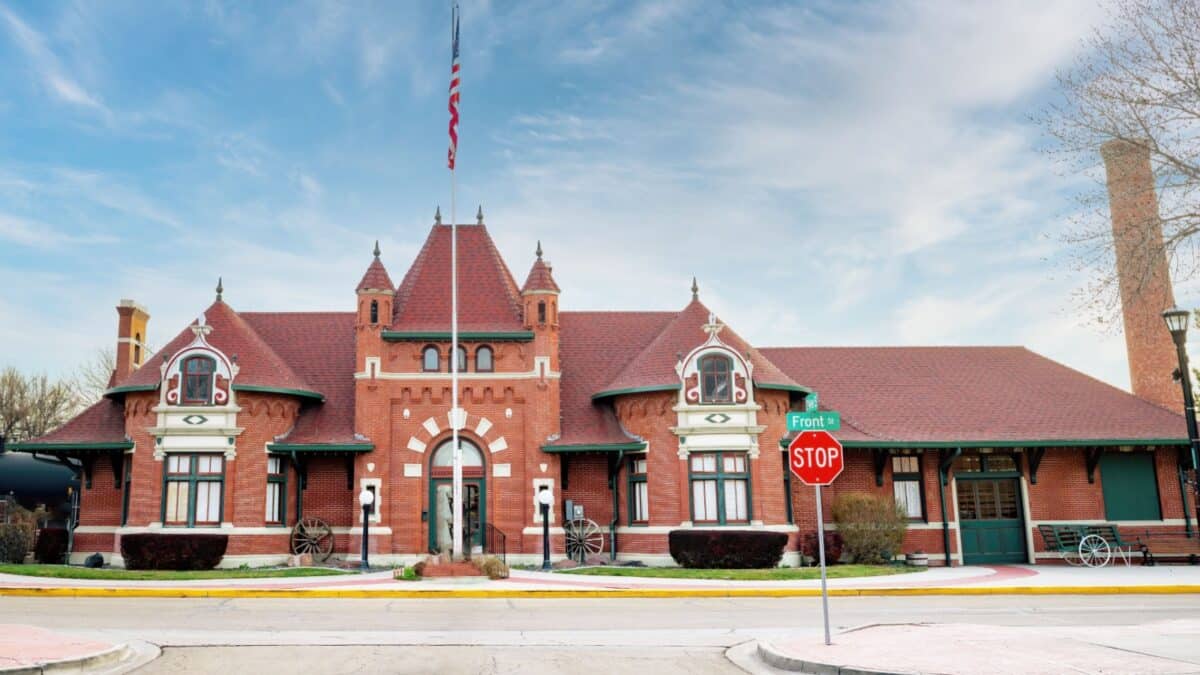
top-left (447, 5), bottom-right (460, 170)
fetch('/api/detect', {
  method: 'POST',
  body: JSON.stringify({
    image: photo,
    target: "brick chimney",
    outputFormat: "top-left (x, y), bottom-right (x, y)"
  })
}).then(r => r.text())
top-left (1100, 139), bottom-right (1183, 411)
top-left (113, 299), bottom-right (150, 385)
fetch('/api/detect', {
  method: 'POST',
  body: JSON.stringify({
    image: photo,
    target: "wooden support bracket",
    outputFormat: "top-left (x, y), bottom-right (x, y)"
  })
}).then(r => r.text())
top-left (1086, 447), bottom-right (1104, 484)
top-left (873, 449), bottom-right (888, 487)
top-left (1028, 448), bottom-right (1046, 485)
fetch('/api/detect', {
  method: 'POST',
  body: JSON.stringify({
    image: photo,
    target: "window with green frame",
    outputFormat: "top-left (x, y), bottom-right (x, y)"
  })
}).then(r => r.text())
top-left (163, 454), bottom-right (224, 527)
top-left (628, 456), bottom-right (648, 524)
top-left (689, 451), bottom-right (750, 524)
top-left (266, 456), bottom-right (287, 525)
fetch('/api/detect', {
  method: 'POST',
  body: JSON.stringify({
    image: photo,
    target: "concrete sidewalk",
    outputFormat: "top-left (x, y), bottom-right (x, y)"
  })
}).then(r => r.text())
top-left (0, 624), bottom-right (154, 674)
top-left (1, 564), bottom-right (1200, 598)
top-left (753, 619), bottom-right (1200, 674)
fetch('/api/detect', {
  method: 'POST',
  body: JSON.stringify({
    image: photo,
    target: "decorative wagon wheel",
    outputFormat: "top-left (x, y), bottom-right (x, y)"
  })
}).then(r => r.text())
top-left (290, 517), bottom-right (335, 562)
top-left (563, 518), bottom-right (604, 562)
top-left (1079, 534), bottom-right (1111, 568)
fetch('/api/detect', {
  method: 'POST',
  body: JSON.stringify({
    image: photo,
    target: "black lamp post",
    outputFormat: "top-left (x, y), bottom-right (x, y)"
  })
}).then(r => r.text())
top-left (358, 487), bottom-right (375, 572)
top-left (537, 487), bottom-right (553, 570)
top-left (1163, 307), bottom-right (1200, 473)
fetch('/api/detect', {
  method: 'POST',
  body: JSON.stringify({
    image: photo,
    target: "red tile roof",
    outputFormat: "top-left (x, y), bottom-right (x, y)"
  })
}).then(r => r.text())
top-left (760, 346), bottom-right (1187, 445)
top-left (356, 256), bottom-right (395, 293)
top-left (392, 224), bottom-right (524, 331)
top-left (557, 311), bottom-right (676, 445)
top-left (521, 251), bottom-right (560, 294)
top-left (13, 399), bottom-right (127, 446)
top-left (121, 300), bottom-right (318, 397)
top-left (596, 299), bottom-right (805, 397)
top-left (241, 312), bottom-right (360, 444)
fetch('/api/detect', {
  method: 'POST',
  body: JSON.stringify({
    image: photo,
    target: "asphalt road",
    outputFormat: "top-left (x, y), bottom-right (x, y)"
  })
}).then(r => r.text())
top-left (4, 594), bottom-right (1198, 673)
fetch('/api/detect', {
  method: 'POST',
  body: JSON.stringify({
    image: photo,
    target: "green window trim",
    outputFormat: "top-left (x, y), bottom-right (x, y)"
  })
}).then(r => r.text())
top-left (781, 448), bottom-right (794, 524)
top-left (160, 453), bottom-right (225, 528)
top-left (688, 450), bottom-right (752, 525)
top-left (891, 454), bottom-right (926, 522)
top-left (266, 455), bottom-right (288, 527)
top-left (541, 442), bottom-right (647, 454)
top-left (121, 456), bottom-right (133, 527)
top-left (627, 455), bottom-right (649, 525)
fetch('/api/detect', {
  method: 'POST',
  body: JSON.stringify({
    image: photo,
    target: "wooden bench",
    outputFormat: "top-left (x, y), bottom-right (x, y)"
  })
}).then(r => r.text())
top-left (1135, 530), bottom-right (1200, 565)
top-left (1038, 523), bottom-right (1135, 567)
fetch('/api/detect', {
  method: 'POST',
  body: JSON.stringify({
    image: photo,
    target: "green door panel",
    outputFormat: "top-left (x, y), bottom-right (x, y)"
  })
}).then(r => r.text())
top-left (957, 477), bottom-right (1027, 565)
top-left (1099, 452), bottom-right (1161, 521)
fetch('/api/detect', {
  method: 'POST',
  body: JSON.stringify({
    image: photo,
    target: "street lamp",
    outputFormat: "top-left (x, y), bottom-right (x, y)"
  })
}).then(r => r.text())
top-left (537, 487), bottom-right (553, 570)
top-left (1163, 307), bottom-right (1200, 473)
top-left (358, 487), bottom-right (375, 572)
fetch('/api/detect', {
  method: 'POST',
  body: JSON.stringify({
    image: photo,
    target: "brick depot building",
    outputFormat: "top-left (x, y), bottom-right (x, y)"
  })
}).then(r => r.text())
top-left (12, 144), bottom-right (1197, 567)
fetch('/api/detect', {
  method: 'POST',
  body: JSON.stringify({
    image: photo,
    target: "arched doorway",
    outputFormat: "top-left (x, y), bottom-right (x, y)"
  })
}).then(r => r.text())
top-left (428, 438), bottom-right (486, 554)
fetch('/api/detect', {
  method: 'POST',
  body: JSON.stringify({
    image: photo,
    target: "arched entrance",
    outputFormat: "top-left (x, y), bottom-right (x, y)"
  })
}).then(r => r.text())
top-left (428, 438), bottom-right (486, 554)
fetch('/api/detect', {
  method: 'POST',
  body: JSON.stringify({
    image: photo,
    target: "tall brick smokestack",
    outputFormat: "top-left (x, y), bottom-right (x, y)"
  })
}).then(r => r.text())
top-left (113, 299), bottom-right (150, 386)
top-left (1100, 139), bottom-right (1183, 412)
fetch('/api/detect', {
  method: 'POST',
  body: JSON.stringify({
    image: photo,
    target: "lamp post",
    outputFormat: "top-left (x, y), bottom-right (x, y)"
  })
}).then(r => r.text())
top-left (537, 487), bottom-right (553, 570)
top-left (1163, 308), bottom-right (1200, 472)
top-left (358, 487), bottom-right (375, 572)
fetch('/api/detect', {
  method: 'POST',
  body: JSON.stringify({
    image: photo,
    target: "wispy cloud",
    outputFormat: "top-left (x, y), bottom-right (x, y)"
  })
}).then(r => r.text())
top-left (0, 212), bottom-right (116, 249)
top-left (0, 5), bottom-right (108, 116)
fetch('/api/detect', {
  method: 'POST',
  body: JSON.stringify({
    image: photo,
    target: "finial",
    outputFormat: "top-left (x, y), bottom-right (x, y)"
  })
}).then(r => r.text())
top-left (435, 206), bottom-right (442, 225)
top-left (536, 240), bottom-right (543, 260)
top-left (691, 277), bottom-right (699, 301)
top-left (476, 204), bottom-right (484, 224)
top-left (216, 277), bottom-right (224, 301)
top-left (373, 240), bottom-right (381, 258)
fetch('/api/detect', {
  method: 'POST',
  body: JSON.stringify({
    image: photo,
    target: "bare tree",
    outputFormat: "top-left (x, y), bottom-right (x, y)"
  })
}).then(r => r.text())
top-left (0, 367), bottom-right (78, 447)
top-left (1040, 0), bottom-right (1200, 322)
top-left (72, 348), bottom-right (116, 407)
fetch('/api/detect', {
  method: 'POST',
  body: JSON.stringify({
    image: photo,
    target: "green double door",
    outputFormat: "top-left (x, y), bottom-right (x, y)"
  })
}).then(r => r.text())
top-left (957, 476), bottom-right (1027, 564)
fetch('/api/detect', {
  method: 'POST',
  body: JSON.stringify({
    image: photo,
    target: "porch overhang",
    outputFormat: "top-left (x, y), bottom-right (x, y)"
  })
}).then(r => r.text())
top-left (6, 441), bottom-right (134, 489)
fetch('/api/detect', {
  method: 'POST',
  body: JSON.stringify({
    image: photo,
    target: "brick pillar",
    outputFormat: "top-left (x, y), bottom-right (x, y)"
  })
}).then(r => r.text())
top-left (1101, 139), bottom-right (1183, 412)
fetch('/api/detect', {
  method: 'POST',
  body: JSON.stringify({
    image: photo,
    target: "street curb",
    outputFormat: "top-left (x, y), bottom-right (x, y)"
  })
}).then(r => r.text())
top-left (0, 584), bottom-right (1199, 599)
top-left (0, 643), bottom-right (131, 675)
top-left (757, 640), bottom-right (904, 675)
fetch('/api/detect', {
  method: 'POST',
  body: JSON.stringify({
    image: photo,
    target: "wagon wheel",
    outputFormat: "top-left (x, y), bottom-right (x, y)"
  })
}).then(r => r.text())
top-left (291, 517), bottom-right (335, 562)
top-left (564, 518), bottom-right (604, 562)
top-left (1079, 534), bottom-right (1111, 568)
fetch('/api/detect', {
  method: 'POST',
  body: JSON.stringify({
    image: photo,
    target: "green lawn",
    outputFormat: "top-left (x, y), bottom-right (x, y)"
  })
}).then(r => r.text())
top-left (557, 564), bottom-right (921, 581)
top-left (0, 564), bottom-right (351, 581)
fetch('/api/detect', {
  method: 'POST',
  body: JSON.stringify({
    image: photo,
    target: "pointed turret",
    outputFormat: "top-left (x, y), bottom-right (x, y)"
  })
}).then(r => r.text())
top-left (521, 240), bottom-right (561, 295)
top-left (356, 241), bottom-right (395, 329)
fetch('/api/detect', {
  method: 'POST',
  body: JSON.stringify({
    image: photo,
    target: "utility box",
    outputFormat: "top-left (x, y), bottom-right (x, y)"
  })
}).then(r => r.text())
top-left (564, 500), bottom-right (585, 521)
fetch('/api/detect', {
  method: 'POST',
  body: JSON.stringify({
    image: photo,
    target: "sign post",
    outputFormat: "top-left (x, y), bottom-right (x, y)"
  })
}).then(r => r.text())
top-left (788, 428), bottom-right (845, 646)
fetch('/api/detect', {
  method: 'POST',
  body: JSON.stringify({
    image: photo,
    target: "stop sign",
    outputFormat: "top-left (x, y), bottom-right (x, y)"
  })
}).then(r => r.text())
top-left (789, 430), bottom-right (844, 486)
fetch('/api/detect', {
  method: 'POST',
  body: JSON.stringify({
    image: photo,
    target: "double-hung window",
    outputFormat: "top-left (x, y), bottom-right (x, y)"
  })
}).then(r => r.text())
top-left (689, 451), bottom-right (750, 524)
top-left (163, 454), bottom-right (224, 527)
top-left (892, 455), bottom-right (924, 520)
top-left (628, 457), bottom-right (649, 524)
top-left (266, 456), bottom-right (286, 525)
top-left (182, 356), bottom-right (215, 405)
top-left (699, 355), bottom-right (732, 403)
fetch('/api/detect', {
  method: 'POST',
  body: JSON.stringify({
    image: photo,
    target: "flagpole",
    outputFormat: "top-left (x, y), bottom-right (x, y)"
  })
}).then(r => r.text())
top-left (449, 2), bottom-right (463, 561)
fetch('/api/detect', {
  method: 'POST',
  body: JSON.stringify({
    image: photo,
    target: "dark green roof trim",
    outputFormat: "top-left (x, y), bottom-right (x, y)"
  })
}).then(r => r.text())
top-left (591, 384), bottom-right (680, 400)
top-left (7, 441), bottom-right (133, 452)
top-left (542, 442), bottom-right (647, 454)
top-left (777, 438), bottom-right (1188, 449)
top-left (267, 443), bottom-right (374, 453)
top-left (756, 381), bottom-right (813, 394)
top-left (103, 384), bottom-right (158, 398)
top-left (232, 384), bottom-right (325, 402)
top-left (382, 330), bottom-right (535, 342)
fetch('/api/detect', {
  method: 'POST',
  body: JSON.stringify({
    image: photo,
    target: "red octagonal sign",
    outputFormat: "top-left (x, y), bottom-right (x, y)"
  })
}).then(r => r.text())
top-left (789, 430), bottom-right (844, 486)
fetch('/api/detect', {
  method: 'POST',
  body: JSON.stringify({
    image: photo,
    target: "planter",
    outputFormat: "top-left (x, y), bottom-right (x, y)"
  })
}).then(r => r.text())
top-left (906, 552), bottom-right (929, 567)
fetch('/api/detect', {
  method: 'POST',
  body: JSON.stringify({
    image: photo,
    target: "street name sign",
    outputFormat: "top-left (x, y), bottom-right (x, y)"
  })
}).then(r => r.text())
top-left (787, 429), bottom-right (844, 646)
top-left (787, 411), bottom-right (841, 432)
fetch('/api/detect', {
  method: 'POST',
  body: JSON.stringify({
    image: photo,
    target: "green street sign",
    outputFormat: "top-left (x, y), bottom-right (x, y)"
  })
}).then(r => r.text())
top-left (787, 411), bottom-right (841, 432)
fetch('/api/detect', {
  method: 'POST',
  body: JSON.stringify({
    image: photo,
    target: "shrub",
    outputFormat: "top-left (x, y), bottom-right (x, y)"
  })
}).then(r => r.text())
top-left (668, 529), bottom-right (788, 569)
top-left (831, 493), bottom-right (907, 564)
top-left (0, 524), bottom-right (32, 563)
top-left (412, 561), bottom-right (427, 577)
top-left (120, 533), bottom-right (228, 570)
top-left (473, 555), bottom-right (509, 579)
top-left (801, 530), bottom-right (844, 566)
top-left (34, 527), bottom-right (69, 564)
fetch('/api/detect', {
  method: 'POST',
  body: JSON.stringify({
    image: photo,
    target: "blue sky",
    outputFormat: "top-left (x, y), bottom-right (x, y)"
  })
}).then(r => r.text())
top-left (0, 0), bottom-right (1180, 389)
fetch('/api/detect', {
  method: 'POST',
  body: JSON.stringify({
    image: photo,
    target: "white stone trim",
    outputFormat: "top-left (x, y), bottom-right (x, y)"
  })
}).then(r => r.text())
top-left (532, 478), bottom-right (555, 523)
top-left (488, 437), bottom-right (508, 453)
top-left (520, 526), bottom-right (566, 536)
top-left (475, 417), bottom-right (493, 437)
top-left (359, 478), bottom-right (383, 524)
top-left (614, 523), bottom-right (799, 535)
top-left (406, 437), bottom-right (427, 453)
top-left (422, 417), bottom-right (440, 436)
top-left (403, 463), bottom-right (422, 478)
top-left (1027, 518), bottom-right (1190, 526)
top-left (493, 463), bottom-right (511, 478)
top-left (355, 368), bottom-right (561, 381)
top-left (105, 525), bottom-right (394, 536)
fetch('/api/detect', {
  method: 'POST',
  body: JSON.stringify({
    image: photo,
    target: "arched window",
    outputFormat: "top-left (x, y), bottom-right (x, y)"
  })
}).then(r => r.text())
top-left (699, 354), bottom-right (732, 404)
top-left (369, 300), bottom-right (379, 324)
top-left (476, 345), bottom-right (493, 372)
top-left (182, 356), bottom-right (216, 405)
top-left (456, 345), bottom-right (468, 372)
top-left (431, 438), bottom-right (484, 467)
top-left (133, 332), bottom-right (142, 365)
top-left (422, 346), bottom-right (440, 372)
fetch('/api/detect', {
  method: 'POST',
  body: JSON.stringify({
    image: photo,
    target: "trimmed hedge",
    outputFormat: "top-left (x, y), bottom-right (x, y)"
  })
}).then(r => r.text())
top-left (801, 530), bottom-right (844, 566)
top-left (668, 529), bottom-right (788, 569)
top-left (120, 533), bottom-right (228, 570)
top-left (34, 527), bottom-right (69, 564)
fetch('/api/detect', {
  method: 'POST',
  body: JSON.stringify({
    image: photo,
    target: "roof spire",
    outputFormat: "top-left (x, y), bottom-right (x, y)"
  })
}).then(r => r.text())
top-left (373, 240), bottom-right (381, 258)
top-left (691, 277), bottom-right (699, 301)
top-left (476, 204), bottom-right (484, 224)
top-left (216, 277), bottom-right (224, 302)
top-left (536, 240), bottom-right (543, 260)
top-left (435, 205), bottom-right (442, 225)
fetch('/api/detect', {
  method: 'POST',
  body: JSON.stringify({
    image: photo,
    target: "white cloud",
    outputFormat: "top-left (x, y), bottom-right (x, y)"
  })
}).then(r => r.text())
top-left (0, 5), bottom-right (108, 115)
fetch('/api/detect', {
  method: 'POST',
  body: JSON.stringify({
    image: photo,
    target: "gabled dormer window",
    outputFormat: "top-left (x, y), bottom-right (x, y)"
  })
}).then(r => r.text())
top-left (699, 354), bottom-right (732, 404)
top-left (422, 346), bottom-right (440, 372)
top-left (182, 356), bottom-right (216, 405)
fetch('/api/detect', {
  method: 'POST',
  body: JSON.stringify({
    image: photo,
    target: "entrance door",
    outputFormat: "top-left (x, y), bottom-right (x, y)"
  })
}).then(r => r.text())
top-left (430, 478), bottom-right (485, 554)
top-left (957, 476), bottom-right (1027, 564)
